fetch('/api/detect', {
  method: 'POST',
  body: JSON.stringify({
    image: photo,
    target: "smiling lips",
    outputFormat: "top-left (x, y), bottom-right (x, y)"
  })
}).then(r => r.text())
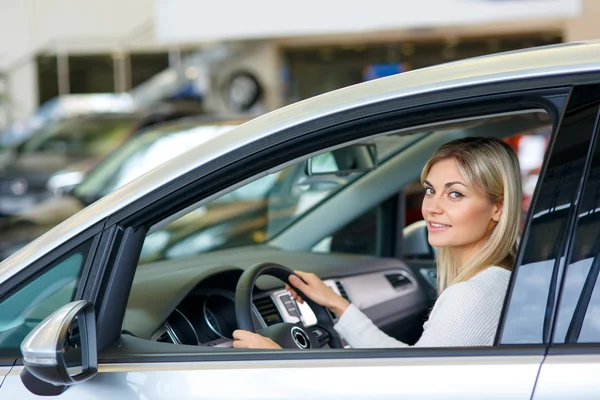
top-left (427, 221), bottom-right (451, 233)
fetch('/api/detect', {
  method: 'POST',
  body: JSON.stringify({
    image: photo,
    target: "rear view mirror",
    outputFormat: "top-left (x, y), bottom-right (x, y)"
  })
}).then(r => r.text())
top-left (20, 300), bottom-right (97, 396)
top-left (306, 143), bottom-right (378, 176)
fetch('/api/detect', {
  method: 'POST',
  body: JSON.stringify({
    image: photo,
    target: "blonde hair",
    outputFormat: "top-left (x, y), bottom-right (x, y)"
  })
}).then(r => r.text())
top-left (420, 137), bottom-right (522, 294)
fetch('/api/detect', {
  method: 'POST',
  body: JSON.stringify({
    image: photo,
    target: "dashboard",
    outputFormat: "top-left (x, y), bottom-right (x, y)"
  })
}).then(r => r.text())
top-left (148, 266), bottom-right (424, 348)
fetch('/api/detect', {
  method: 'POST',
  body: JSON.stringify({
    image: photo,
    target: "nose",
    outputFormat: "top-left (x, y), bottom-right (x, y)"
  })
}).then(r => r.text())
top-left (422, 194), bottom-right (443, 216)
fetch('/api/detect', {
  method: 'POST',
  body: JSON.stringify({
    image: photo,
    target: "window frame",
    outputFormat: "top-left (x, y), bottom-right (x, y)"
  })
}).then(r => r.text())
top-left (83, 84), bottom-right (580, 365)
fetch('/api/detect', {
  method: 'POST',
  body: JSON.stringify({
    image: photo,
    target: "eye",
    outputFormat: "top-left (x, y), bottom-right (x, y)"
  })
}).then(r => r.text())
top-left (449, 191), bottom-right (464, 200)
top-left (424, 187), bottom-right (434, 196)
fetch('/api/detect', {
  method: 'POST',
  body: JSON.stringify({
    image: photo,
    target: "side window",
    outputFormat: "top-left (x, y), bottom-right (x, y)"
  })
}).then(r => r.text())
top-left (553, 121), bottom-right (600, 344)
top-left (500, 85), bottom-right (600, 345)
top-left (0, 240), bottom-right (92, 356)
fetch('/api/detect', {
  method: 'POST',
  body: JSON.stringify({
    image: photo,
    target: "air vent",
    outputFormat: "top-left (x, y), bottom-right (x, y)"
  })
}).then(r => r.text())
top-left (154, 324), bottom-right (176, 344)
top-left (385, 273), bottom-right (413, 289)
top-left (155, 331), bottom-right (175, 344)
top-left (335, 281), bottom-right (350, 301)
top-left (254, 296), bottom-right (283, 326)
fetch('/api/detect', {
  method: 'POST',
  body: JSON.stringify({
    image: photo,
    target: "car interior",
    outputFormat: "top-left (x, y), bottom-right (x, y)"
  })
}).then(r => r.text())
top-left (118, 108), bottom-right (554, 352)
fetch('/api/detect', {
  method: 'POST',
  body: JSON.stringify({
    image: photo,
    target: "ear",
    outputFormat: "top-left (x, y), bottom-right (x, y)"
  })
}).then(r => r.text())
top-left (491, 202), bottom-right (503, 222)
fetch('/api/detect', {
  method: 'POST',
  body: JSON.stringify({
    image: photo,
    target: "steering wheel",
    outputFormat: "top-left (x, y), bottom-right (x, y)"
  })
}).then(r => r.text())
top-left (235, 262), bottom-right (344, 349)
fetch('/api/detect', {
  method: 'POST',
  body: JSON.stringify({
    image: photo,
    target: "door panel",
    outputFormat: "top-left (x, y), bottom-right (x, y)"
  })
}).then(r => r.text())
top-left (3, 355), bottom-right (542, 399)
top-left (533, 355), bottom-right (600, 399)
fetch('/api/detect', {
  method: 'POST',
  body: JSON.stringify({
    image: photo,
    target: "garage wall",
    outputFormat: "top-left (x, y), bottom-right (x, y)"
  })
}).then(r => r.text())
top-left (154, 0), bottom-right (581, 43)
top-left (564, 0), bottom-right (600, 41)
top-left (0, 0), bottom-right (154, 119)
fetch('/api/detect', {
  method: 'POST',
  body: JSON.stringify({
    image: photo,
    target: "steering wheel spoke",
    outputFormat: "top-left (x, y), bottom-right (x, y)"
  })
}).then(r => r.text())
top-left (306, 325), bottom-right (332, 347)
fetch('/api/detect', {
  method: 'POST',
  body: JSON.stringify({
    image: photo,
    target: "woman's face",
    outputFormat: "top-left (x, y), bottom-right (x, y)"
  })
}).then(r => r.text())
top-left (421, 158), bottom-right (502, 263)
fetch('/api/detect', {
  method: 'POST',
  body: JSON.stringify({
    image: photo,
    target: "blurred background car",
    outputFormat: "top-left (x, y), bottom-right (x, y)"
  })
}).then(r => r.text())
top-left (0, 93), bottom-right (137, 149)
top-left (0, 96), bottom-right (207, 218)
top-left (0, 112), bottom-right (138, 216)
top-left (0, 116), bottom-right (242, 259)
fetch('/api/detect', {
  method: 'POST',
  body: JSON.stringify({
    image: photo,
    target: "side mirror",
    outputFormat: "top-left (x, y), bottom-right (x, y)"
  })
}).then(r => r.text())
top-left (20, 300), bottom-right (97, 395)
top-left (306, 144), bottom-right (378, 176)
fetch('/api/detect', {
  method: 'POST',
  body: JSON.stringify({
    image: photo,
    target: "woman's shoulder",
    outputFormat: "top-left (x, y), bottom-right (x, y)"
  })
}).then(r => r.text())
top-left (443, 266), bottom-right (511, 300)
top-left (471, 266), bottom-right (512, 284)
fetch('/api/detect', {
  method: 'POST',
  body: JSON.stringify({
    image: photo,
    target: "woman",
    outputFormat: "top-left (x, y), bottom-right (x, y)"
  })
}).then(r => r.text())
top-left (233, 136), bottom-right (522, 349)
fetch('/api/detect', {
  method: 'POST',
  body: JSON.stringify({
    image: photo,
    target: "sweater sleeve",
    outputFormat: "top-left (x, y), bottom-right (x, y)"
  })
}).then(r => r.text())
top-left (333, 303), bottom-right (409, 348)
top-left (333, 275), bottom-right (507, 348)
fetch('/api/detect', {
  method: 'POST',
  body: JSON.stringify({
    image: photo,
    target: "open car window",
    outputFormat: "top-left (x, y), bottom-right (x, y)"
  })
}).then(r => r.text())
top-left (138, 112), bottom-right (552, 265)
top-left (125, 109), bottom-right (553, 348)
top-left (138, 132), bottom-right (427, 264)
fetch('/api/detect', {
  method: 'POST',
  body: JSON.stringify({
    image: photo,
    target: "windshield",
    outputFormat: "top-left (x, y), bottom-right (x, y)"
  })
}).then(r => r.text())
top-left (20, 116), bottom-right (135, 158)
top-left (139, 132), bottom-right (428, 263)
top-left (75, 122), bottom-right (238, 201)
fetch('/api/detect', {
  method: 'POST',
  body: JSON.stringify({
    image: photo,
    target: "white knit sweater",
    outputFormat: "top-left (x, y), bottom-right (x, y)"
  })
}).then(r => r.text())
top-left (333, 266), bottom-right (511, 348)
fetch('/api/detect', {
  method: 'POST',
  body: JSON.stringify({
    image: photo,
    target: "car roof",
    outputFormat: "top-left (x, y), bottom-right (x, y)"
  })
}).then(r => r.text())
top-left (2, 40), bottom-right (600, 280)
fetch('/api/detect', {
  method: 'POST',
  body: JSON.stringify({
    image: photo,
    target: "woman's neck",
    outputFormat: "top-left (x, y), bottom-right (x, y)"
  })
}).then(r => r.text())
top-left (449, 239), bottom-right (488, 270)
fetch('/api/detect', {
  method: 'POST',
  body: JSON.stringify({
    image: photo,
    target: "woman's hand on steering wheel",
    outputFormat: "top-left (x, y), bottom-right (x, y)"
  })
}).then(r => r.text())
top-left (286, 271), bottom-right (350, 318)
top-left (232, 330), bottom-right (282, 349)
top-left (236, 263), bottom-right (346, 349)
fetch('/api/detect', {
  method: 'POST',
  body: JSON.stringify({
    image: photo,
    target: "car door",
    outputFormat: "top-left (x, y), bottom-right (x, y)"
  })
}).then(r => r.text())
top-left (531, 85), bottom-right (600, 400)
top-left (2, 92), bottom-right (577, 400)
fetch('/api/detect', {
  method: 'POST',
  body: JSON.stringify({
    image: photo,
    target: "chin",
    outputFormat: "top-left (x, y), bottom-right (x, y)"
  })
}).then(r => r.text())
top-left (428, 240), bottom-right (447, 248)
top-left (427, 236), bottom-right (451, 248)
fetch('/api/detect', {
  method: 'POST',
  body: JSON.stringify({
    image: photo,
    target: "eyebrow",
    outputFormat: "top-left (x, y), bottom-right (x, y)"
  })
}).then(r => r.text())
top-left (423, 180), bottom-right (468, 189)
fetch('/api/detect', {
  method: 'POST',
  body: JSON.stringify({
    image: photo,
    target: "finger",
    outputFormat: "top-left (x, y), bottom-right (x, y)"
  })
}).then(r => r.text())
top-left (294, 270), bottom-right (319, 285)
top-left (287, 287), bottom-right (304, 304)
top-left (293, 270), bottom-right (310, 281)
top-left (233, 330), bottom-right (250, 340)
top-left (232, 339), bottom-right (247, 349)
top-left (289, 274), bottom-right (308, 289)
top-left (285, 284), bottom-right (298, 295)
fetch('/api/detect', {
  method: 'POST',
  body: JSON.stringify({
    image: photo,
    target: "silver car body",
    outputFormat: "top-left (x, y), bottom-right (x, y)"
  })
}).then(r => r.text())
top-left (2, 356), bottom-right (542, 399)
top-left (1, 40), bottom-right (600, 399)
